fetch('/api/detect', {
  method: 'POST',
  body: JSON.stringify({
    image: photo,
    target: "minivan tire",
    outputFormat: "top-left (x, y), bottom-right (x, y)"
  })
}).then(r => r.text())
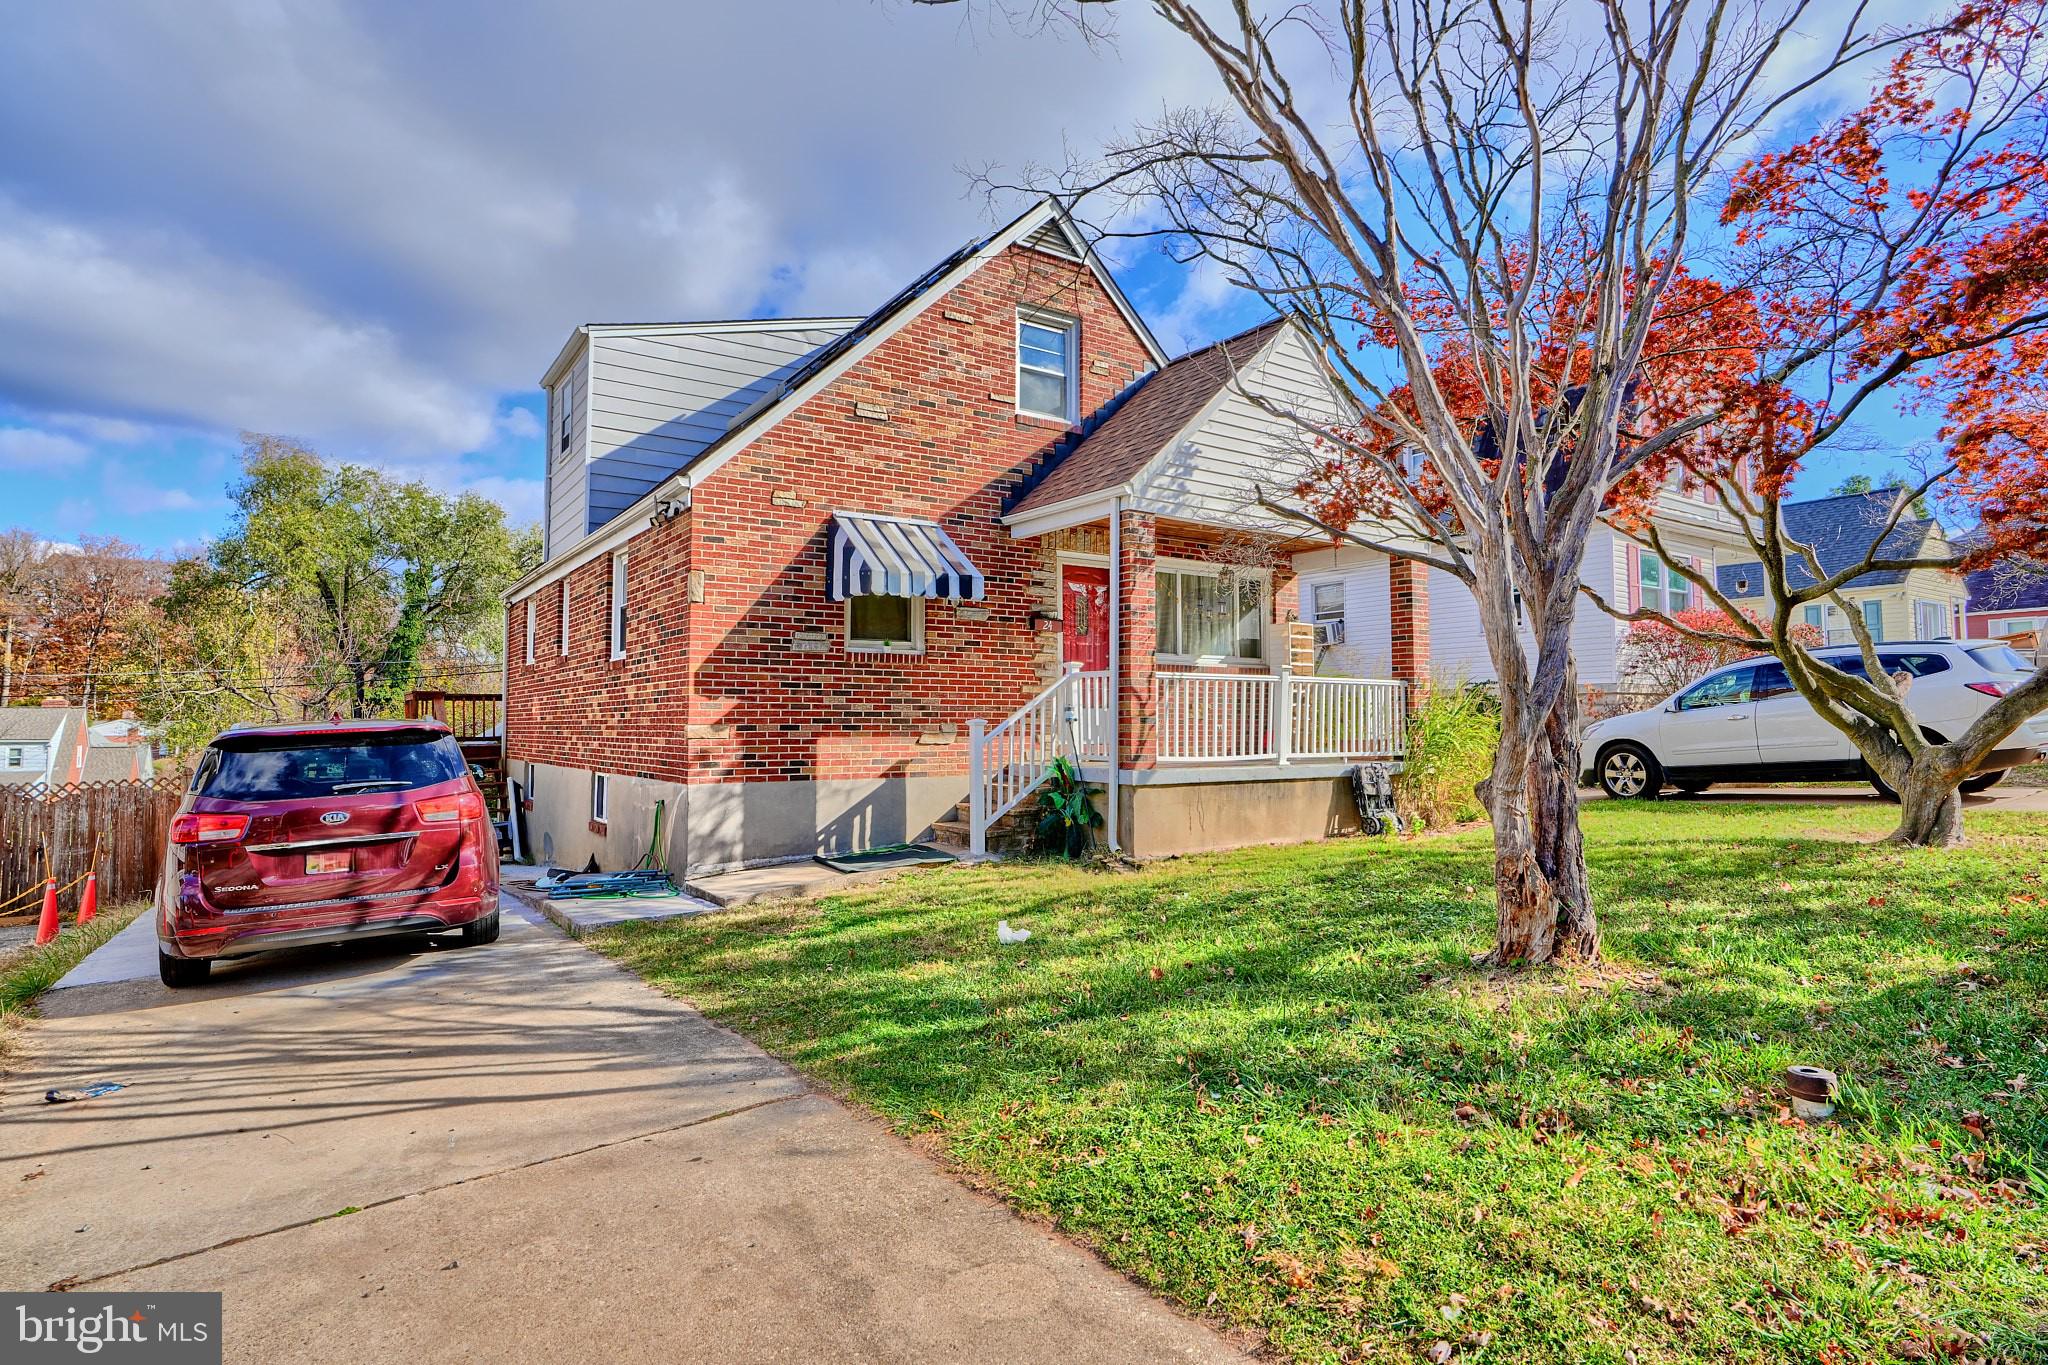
top-left (158, 949), bottom-right (210, 988)
top-left (1960, 769), bottom-right (2008, 794)
top-left (1597, 742), bottom-right (1663, 800)
top-left (461, 910), bottom-right (501, 946)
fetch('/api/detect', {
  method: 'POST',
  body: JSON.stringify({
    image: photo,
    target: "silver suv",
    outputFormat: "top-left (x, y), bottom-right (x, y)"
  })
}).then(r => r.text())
top-left (1581, 641), bottom-right (2047, 799)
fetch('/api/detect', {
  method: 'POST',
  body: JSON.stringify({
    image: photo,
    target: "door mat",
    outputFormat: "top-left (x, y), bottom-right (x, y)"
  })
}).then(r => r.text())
top-left (814, 843), bottom-right (957, 874)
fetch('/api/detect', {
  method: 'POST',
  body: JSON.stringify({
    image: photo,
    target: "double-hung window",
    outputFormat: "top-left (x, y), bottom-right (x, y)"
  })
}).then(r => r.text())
top-left (609, 551), bottom-right (628, 659)
top-left (1017, 310), bottom-right (1076, 421)
top-left (1861, 599), bottom-right (1886, 642)
top-left (1157, 568), bottom-right (1264, 663)
top-left (555, 379), bottom-right (575, 456)
top-left (1636, 553), bottom-right (1692, 614)
top-left (1308, 580), bottom-right (1346, 646)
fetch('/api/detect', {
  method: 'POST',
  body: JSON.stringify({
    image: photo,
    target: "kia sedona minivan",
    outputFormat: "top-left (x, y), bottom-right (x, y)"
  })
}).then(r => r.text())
top-left (156, 719), bottom-right (500, 987)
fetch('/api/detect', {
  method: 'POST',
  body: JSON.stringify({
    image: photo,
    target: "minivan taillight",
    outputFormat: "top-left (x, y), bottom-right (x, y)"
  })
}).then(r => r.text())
top-left (171, 812), bottom-right (251, 844)
top-left (1965, 681), bottom-right (2010, 698)
top-left (415, 791), bottom-right (485, 824)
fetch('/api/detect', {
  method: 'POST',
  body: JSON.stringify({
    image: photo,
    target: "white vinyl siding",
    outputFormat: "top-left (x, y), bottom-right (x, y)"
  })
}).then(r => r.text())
top-left (1291, 552), bottom-right (1394, 678)
top-left (609, 551), bottom-right (628, 659)
top-left (581, 321), bottom-right (850, 536)
top-left (1127, 326), bottom-right (1351, 536)
top-left (545, 349), bottom-right (590, 560)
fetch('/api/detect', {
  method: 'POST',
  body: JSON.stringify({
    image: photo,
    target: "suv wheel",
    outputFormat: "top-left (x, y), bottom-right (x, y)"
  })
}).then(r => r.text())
top-left (1598, 743), bottom-right (1662, 800)
top-left (158, 949), bottom-right (210, 988)
top-left (1866, 770), bottom-right (1901, 802)
top-left (461, 909), bottom-right (501, 946)
top-left (1960, 769), bottom-right (2008, 794)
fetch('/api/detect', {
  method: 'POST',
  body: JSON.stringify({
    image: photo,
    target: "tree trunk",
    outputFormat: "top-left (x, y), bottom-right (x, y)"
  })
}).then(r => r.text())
top-left (1483, 677), bottom-right (1598, 965)
top-left (1887, 765), bottom-right (1966, 847)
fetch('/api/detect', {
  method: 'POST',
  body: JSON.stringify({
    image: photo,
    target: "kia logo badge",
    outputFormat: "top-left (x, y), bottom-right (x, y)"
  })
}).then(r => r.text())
top-left (320, 811), bottom-right (349, 826)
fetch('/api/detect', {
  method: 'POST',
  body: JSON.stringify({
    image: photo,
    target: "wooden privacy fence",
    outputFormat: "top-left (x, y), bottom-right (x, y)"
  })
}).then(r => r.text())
top-left (0, 779), bottom-right (185, 912)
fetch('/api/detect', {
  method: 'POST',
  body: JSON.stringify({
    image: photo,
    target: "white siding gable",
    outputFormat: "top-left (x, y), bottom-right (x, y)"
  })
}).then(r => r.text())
top-left (1127, 325), bottom-right (1351, 534)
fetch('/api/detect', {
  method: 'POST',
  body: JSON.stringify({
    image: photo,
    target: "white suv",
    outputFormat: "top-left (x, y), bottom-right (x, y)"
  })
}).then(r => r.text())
top-left (1582, 641), bottom-right (2047, 800)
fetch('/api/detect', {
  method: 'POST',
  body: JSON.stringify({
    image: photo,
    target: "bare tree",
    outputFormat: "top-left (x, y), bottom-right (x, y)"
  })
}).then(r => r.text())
top-left (978, 0), bottom-right (1924, 964)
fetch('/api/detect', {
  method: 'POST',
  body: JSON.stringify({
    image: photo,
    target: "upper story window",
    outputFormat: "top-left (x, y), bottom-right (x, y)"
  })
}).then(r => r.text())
top-left (1017, 310), bottom-right (1077, 421)
top-left (1158, 567), bottom-right (1264, 663)
top-left (555, 379), bottom-right (575, 456)
top-left (559, 580), bottom-right (571, 656)
top-left (1636, 553), bottom-right (1693, 614)
top-left (609, 551), bottom-right (629, 659)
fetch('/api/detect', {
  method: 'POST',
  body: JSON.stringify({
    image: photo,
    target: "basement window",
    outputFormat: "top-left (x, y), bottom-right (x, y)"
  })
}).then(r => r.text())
top-left (591, 772), bottom-right (609, 823)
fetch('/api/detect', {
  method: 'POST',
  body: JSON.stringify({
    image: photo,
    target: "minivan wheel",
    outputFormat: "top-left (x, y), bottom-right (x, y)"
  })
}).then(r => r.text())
top-left (1867, 771), bottom-right (1901, 802)
top-left (1598, 743), bottom-right (1663, 800)
top-left (158, 949), bottom-right (210, 988)
top-left (1960, 769), bottom-right (2008, 795)
top-left (461, 910), bottom-right (501, 946)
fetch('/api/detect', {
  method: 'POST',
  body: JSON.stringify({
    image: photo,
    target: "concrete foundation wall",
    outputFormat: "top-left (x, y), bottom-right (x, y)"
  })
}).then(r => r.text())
top-left (685, 775), bottom-right (967, 874)
top-left (1114, 775), bottom-right (1363, 861)
top-left (520, 762), bottom-right (688, 874)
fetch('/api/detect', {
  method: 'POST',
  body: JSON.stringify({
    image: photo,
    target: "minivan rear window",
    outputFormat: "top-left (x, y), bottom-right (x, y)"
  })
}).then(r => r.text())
top-left (194, 732), bottom-right (467, 801)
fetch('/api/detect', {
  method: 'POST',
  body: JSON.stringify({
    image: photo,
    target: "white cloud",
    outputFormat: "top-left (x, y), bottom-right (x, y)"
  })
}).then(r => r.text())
top-left (453, 475), bottom-right (545, 528)
top-left (0, 426), bottom-right (91, 467)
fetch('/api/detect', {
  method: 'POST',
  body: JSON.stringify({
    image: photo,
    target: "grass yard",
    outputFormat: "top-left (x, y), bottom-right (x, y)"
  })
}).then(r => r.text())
top-left (599, 804), bottom-right (2048, 1364)
top-left (0, 904), bottom-right (141, 1067)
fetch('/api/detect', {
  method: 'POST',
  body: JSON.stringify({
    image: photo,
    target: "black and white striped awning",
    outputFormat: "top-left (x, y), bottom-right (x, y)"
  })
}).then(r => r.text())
top-left (828, 512), bottom-right (986, 601)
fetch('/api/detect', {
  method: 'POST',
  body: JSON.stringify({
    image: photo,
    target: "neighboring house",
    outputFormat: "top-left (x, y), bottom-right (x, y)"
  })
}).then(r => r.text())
top-left (504, 198), bottom-right (1422, 874)
top-left (1295, 468), bottom-right (1755, 688)
top-left (1718, 490), bottom-right (1968, 647)
top-left (0, 702), bottom-right (154, 792)
top-left (1963, 554), bottom-right (2047, 662)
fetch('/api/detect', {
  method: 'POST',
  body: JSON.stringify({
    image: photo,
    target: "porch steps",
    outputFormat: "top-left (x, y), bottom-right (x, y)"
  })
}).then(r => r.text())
top-left (929, 799), bottom-right (1035, 857)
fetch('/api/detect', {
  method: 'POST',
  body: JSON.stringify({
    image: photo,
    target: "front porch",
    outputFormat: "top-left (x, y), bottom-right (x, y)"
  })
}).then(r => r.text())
top-left (965, 505), bottom-right (1420, 859)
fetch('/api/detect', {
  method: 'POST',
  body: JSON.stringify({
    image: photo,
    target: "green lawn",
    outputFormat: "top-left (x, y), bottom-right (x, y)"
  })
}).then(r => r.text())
top-left (598, 805), bottom-right (2048, 1364)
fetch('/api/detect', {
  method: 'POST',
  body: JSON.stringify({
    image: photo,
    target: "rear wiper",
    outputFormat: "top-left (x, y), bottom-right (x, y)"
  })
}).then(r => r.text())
top-left (330, 779), bottom-right (411, 793)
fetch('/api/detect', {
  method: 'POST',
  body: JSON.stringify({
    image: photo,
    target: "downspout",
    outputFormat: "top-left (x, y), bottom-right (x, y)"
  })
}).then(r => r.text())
top-left (1107, 497), bottom-right (1122, 855)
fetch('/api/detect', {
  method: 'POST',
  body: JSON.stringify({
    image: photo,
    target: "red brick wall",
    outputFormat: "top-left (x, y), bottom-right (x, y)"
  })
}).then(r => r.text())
top-left (505, 243), bottom-right (1155, 789)
top-left (503, 512), bottom-right (693, 806)
top-left (1388, 557), bottom-right (1430, 684)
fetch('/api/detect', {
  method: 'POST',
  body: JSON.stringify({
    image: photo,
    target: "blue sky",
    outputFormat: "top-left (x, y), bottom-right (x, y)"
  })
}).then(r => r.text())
top-left (0, 1), bottom-right (1925, 555)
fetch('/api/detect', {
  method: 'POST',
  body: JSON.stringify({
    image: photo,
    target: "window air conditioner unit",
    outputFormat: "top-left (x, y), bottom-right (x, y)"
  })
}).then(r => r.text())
top-left (1313, 620), bottom-right (1346, 647)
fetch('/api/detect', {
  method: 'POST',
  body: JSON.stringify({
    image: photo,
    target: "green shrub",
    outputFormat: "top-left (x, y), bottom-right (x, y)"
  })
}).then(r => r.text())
top-left (1394, 684), bottom-right (1499, 829)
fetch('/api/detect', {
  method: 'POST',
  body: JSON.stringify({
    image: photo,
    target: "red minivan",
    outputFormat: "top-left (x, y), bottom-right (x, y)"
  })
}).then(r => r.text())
top-left (156, 719), bottom-right (501, 987)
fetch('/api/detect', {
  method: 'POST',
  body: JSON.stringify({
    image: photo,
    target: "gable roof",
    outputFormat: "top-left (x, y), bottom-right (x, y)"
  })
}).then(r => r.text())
top-left (0, 706), bottom-right (74, 744)
top-left (1718, 490), bottom-right (1947, 597)
top-left (508, 198), bottom-right (1165, 599)
top-left (1005, 319), bottom-right (1287, 521)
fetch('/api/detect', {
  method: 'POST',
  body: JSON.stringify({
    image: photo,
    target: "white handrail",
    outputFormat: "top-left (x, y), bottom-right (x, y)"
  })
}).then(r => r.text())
top-left (967, 665), bottom-right (1113, 856)
top-left (1157, 671), bottom-right (1405, 763)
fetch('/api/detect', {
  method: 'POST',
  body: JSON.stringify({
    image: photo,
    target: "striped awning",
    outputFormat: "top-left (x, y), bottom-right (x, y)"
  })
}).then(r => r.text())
top-left (828, 512), bottom-right (986, 601)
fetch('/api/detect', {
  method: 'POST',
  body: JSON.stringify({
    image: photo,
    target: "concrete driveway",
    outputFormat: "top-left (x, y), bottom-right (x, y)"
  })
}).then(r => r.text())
top-left (0, 899), bottom-right (1245, 1364)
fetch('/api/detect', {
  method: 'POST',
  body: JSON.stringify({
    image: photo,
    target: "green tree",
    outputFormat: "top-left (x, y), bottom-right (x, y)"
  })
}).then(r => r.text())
top-left (196, 435), bottom-right (539, 720)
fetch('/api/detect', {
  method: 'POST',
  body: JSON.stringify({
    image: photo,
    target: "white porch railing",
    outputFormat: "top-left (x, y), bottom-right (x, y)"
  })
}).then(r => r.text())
top-left (1157, 671), bottom-right (1407, 764)
top-left (966, 664), bottom-right (1109, 857)
top-left (967, 667), bottom-right (1407, 857)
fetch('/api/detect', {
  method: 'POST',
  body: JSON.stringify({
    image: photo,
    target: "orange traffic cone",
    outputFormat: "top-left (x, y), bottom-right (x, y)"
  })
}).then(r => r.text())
top-left (33, 877), bottom-right (59, 946)
top-left (76, 872), bottom-right (98, 927)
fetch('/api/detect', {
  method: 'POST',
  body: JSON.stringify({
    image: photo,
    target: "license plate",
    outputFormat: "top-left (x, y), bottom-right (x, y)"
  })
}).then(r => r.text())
top-left (306, 851), bottom-right (350, 874)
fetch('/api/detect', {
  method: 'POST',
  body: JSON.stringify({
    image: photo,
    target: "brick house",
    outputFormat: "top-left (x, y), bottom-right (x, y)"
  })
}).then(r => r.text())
top-left (504, 200), bottom-right (1419, 875)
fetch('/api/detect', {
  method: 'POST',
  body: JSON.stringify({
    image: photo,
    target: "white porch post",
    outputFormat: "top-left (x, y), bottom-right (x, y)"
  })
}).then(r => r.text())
top-left (1106, 497), bottom-right (1122, 854)
top-left (967, 718), bottom-right (987, 859)
top-left (1274, 666), bottom-right (1292, 766)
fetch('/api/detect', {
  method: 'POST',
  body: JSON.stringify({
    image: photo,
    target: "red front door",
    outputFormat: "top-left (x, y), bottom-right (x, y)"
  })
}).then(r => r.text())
top-left (1061, 564), bottom-right (1111, 671)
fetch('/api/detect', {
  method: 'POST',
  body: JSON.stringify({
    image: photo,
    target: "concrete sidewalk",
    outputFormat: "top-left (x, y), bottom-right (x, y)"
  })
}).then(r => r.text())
top-left (1, 896), bottom-right (1244, 1364)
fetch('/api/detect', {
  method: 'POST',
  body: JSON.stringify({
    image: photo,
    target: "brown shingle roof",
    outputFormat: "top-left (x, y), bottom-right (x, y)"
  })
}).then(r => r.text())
top-left (1008, 319), bottom-right (1286, 519)
top-left (0, 706), bottom-right (77, 743)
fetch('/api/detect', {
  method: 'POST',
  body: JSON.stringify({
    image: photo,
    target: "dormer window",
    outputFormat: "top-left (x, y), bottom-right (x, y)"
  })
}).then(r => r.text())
top-left (1017, 310), bottom-right (1077, 421)
top-left (555, 379), bottom-right (575, 455)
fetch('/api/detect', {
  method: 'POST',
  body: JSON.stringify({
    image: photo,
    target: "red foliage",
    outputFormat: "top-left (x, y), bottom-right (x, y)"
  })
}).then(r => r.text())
top-left (1620, 609), bottom-right (1825, 695)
